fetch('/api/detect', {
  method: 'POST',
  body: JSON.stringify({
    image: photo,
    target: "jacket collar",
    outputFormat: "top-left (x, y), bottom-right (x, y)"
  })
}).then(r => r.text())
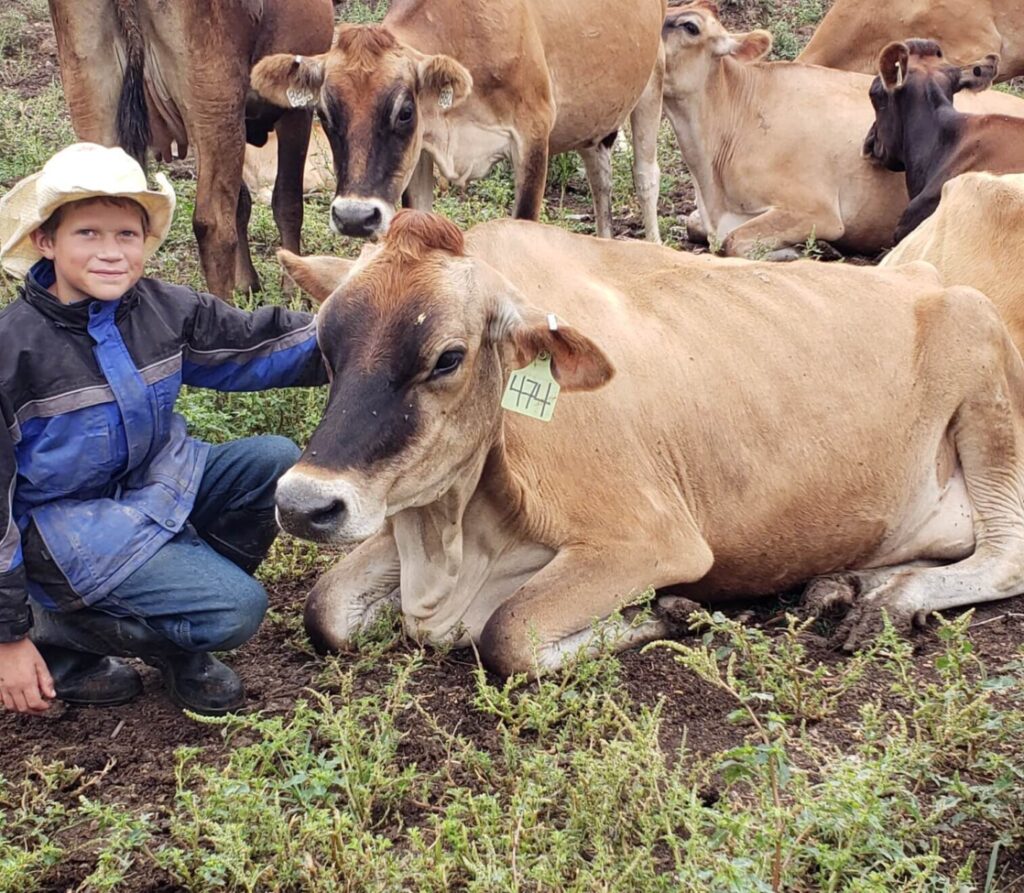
top-left (21, 260), bottom-right (140, 333)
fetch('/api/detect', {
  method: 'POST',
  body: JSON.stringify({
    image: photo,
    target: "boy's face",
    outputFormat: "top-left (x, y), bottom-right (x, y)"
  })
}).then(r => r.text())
top-left (29, 200), bottom-right (146, 304)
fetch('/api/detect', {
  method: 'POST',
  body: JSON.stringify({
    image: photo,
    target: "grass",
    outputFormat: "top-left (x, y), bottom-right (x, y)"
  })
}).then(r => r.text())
top-left (3, 2), bottom-right (1024, 890)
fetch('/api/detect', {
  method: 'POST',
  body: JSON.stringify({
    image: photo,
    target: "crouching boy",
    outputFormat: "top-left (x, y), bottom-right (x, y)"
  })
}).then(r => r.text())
top-left (0, 143), bottom-right (328, 716)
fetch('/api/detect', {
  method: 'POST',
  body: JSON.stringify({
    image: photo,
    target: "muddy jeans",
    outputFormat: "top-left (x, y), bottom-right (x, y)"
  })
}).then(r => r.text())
top-left (32, 435), bottom-right (299, 653)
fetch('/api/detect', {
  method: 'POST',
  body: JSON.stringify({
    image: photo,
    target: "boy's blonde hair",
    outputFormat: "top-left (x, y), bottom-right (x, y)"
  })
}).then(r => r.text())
top-left (38, 196), bottom-right (151, 241)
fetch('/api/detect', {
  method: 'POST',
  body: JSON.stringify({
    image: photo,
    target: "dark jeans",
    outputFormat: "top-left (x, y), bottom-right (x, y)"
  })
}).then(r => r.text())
top-left (45, 435), bottom-right (299, 653)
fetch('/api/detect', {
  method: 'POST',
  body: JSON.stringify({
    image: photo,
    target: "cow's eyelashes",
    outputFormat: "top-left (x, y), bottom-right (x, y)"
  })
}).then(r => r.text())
top-left (682, 21), bottom-right (700, 36)
top-left (429, 349), bottom-right (465, 379)
top-left (395, 101), bottom-right (415, 127)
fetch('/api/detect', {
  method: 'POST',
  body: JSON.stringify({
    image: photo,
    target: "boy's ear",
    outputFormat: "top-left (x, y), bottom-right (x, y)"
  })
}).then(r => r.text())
top-left (277, 249), bottom-right (356, 305)
top-left (29, 228), bottom-right (56, 260)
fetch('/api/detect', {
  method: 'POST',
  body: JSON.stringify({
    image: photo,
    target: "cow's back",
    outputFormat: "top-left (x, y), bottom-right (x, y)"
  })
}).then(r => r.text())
top-left (883, 171), bottom-right (1024, 354)
top-left (385, 0), bottom-right (665, 153)
top-left (467, 219), bottom-right (1008, 594)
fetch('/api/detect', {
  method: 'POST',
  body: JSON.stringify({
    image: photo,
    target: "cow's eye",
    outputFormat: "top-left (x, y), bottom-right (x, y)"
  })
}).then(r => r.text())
top-left (683, 21), bottom-right (700, 36)
top-left (396, 103), bottom-right (415, 126)
top-left (430, 349), bottom-right (464, 379)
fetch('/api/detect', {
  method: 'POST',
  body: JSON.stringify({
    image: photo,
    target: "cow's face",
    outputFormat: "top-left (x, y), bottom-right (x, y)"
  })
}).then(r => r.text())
top-left (274, 211), bottom-right (613, 546)
top-left (864, 40), bottom-right (999, 170)
top-left (251, 25), bottom-right (472, 238)
top-left (662, 2), bottom-right (772, 99)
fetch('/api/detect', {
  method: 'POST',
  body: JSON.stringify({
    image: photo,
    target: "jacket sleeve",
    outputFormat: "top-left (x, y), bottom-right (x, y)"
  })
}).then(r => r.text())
top-left (182, 290), bottom-right (329, 391)
top-left (0, 391), bottom-right (30, 643)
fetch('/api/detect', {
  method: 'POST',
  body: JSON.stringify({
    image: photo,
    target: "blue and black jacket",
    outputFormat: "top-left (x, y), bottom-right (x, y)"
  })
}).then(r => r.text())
top-left (0, 260), bottom-right (326, 642)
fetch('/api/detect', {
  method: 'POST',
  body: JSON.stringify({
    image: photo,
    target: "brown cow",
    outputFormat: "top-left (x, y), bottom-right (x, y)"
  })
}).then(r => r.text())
top-left (243, 120), bottom-right (335, 205)
top-left (865, 39), bottom-right (1024, 242)
top-left (48, 0), bottom-right (334, 298)
top-left (273, 210), bottom-right (1024, 675)
top-left (797, 0), bottom-right (1024, 82)
top-left (249, 1), bottom-right (666, 242)
top-left (660, 3), bottom-right (1024, 259)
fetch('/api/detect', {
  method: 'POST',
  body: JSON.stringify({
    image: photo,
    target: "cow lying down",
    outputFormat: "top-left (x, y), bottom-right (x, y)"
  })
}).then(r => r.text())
top-left (276, 210), bottom-right (1024, 676)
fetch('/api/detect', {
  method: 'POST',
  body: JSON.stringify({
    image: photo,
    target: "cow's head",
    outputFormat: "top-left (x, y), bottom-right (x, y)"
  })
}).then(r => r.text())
top-left (662, 1), bottom-right (772, 99)
top-left (251, 25), bottom-right (472, 238)
top-left (863, 39), bottom-right (999, 170)
top-left (274, 211), bottom-right (613, 548)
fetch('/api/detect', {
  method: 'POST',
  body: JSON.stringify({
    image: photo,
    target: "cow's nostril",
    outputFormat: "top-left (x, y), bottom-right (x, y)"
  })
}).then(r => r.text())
top-left (309, 499), bottom-right (345, 530)
top-left (331, 201), bottom-right (384, 237)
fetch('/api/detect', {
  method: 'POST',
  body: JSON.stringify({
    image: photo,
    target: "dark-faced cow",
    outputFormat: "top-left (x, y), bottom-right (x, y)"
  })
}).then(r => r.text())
top-left (250, 1), bottom-right (666, 242)
top-left (274, 209), bottom-right (1024, 676)
top-left (660, 2), bottom-right (1024, 260)
top-left (865, 40), bottom-right (1024, 242)
top-left (48, 0), bottom-right (333, 298)
top-left (797, 0), bottom-right (1024, 83)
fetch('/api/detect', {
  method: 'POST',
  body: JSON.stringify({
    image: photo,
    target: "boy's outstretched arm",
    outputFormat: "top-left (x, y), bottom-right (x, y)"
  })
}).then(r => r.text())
top-left (181, 290), bottom-right (328, 391)
top-left (0, 393), bottom-right (54, 713)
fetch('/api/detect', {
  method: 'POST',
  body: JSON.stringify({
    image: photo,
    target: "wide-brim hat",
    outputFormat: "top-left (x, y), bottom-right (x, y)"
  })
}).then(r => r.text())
top-left (0, 142), bottom-right (176, 278)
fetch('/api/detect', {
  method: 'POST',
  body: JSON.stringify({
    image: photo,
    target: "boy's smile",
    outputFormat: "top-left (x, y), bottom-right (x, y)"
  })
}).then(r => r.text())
top-left (30, 201), bottom-right (147, 305)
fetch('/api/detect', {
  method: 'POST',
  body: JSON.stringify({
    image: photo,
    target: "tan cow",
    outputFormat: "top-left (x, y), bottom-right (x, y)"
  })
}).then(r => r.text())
top-left (797, 0), bottom-right (1024, 82)
top-left (243, 120), bottom-right (335, 205)
top-left (662, 1), bottom-right (1024, 260)
top-left (48, 0), bottom-right (333, 298)
top-left (249, 1), bottom-right (666, 242)
top-left (273, 209), bottom-right (1024, 676)
top-left (882, 171), bottom-right (1024, 351)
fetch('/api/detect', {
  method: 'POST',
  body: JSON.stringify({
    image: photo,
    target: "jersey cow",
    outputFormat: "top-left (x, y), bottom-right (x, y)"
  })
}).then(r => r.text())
top-left (274, 210), bottom-right (1024, 676)
top-left (243, 120), bottom-right (335, 205)
top-left (883, 171), bottom-right (1024, 352)
top-left (48, 0), bottom-right (333, 298)
top-left (250, 0), bottom-right (666, 242)
top-left (661, 2), bottom-right (1024, 260)
top-left (865, 39), bottom-right (1024, 242)
top-left (797, 0), bottom-right (1024, 83)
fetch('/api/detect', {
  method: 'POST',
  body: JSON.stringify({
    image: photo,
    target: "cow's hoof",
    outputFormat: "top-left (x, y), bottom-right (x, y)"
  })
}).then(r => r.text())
top-left (654, 595), bottom-right (703, 630)
top-left (803, 574), bottom-right (857, 617)
top-left (835, 586), bottom-right (927, 653)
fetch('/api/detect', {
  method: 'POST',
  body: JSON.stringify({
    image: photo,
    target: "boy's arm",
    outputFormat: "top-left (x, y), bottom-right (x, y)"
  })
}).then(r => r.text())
top-left (182, 290), bottom-right (328, 391)
top-left (0, 391), bottom-right (30, 644)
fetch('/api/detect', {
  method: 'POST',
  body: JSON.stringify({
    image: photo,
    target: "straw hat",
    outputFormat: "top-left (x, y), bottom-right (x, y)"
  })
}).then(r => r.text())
top-left (0, 143), bottom-right (176, 278)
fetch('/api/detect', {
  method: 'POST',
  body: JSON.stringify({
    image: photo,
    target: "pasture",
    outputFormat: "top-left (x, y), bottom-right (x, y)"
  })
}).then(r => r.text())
top-left (2, 1), bottom-right (1024, 891)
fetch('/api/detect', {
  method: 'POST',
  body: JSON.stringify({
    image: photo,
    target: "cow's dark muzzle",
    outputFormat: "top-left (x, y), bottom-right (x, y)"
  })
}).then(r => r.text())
top-left (276, 485), bottom-right (347, 542)
top-left (331, 200), bottom-right (383, 238)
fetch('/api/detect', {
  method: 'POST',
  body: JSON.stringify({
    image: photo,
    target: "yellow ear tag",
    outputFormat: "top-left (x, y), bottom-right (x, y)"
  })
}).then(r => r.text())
top-left (501, 352), bottom-right (560, 422)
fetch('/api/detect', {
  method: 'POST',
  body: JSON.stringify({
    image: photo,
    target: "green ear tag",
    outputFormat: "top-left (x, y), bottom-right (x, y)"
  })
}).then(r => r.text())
top-left (501, 352), bottom-right (560, 422)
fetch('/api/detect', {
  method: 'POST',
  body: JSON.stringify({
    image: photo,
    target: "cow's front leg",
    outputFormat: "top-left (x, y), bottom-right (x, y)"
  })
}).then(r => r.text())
top-left (629, 42), bottom-right (664, 244)
top-left (478, 547), bottom-right (684, 678)
top-left (511, 129), bottom-right (551, 221)
top-left (303, 529), bottom-right (401, 653)
top-left (722, 207), bottom-right (844, 261)
top-left (402, 151), bottom-right (435, 211)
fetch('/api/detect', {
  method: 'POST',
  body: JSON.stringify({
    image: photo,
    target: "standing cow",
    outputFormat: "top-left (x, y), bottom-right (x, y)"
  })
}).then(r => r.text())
top-left (797, 0), bottom-right (1024, 82)
top-left (48, 0), bottom-right (334, 298)
top-left (274, 210), bottom-right (1024, 676)
top-left (249, 0), bottom-right (667, 242)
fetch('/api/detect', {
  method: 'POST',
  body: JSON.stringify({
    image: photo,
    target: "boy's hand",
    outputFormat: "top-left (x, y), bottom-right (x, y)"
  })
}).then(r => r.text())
top-left (0, 639), bottom-right (55, 713)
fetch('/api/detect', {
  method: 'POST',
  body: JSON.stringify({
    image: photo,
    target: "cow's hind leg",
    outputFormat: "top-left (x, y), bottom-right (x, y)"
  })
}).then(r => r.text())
top-left (303, 529), bottom-right (402, 653)
top-left (838, 352), bottom-right (1024, 651)
top-left (271, 108), bottom-right (312, 255)
top-left (579, 140), bottom-right (614, 240)
top-left (629, 42), bottom-right (664, 244)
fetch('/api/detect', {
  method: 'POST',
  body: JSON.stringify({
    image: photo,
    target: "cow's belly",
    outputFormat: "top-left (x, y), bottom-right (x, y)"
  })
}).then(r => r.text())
top-left (426, 119), bottom-right (516, 188)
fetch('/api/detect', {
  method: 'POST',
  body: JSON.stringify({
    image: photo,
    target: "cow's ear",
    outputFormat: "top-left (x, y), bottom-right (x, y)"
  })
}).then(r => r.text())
top-left (277, 250), bottom-right (355, 305)
top-left (251, 53), bottom-right (326, 109)
top-left (730, 30), bottom-right (772, 62)
top-left (879, 42), bottom-right (910, 91)
top-left (957, 54), bottom-right (999, 92)
top-left (415, 53), bottom-right (473, 112)
top-left (494, 311), bottom-right (613, 392)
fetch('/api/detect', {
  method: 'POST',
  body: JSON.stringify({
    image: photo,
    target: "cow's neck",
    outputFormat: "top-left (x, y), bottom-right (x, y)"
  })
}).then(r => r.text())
top-left (664, 59), bottom-right (754, 225)
top-left (903, 105), bottom-right (961, 199)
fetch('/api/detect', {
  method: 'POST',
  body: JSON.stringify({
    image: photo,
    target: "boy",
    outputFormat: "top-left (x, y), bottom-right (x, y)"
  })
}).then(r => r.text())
top-left (0, 143), bottom-right (327, 716)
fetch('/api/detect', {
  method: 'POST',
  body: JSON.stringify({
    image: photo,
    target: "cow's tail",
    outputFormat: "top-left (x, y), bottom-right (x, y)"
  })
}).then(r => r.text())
top-left (112, 0), bottom-right (150, 166)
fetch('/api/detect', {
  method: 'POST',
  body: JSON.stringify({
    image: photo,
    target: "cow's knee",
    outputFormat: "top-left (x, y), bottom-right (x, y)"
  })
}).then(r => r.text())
top-left (478, 604), bottom-right (547, 678)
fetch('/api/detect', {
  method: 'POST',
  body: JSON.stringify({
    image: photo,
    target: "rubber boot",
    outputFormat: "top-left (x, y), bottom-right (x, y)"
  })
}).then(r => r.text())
top-left (198, 507), bottom-right (279, 574)
top-left (33, 643), bottom-right (142, 707)
top-left (31, 608), bottom-right (245, 716)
